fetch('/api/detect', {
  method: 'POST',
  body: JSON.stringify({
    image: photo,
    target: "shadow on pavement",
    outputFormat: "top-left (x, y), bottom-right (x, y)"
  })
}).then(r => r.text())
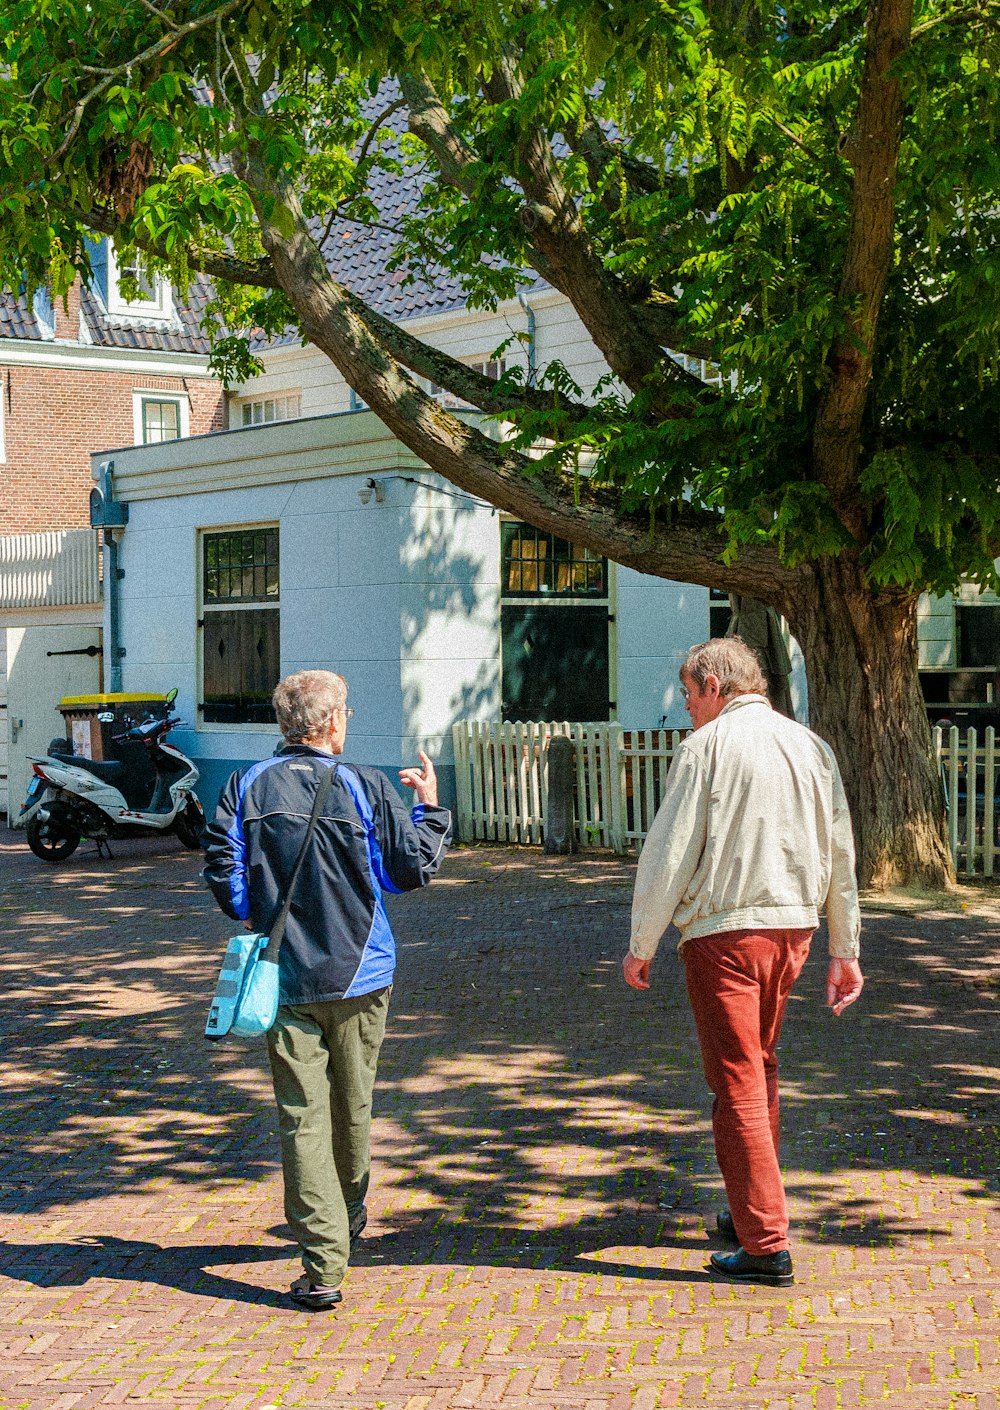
top-left (0, 840), bottom-right (997, 1277)
top-left (0, 1235), bottom-right (296, 1305)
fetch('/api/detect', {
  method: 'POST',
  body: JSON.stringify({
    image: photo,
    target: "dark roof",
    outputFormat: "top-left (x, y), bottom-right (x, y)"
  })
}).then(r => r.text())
top-left (2, 90), bottom-right (545, 356)
top-left (321, 166), bottom-right (468, 320)
top-left (78, 279), bottom-right (215, 355)
top-left (256, 90), bottom-right (546, 351)
top-left (0, 275), bottom-right (215, 356)
top-left (0, 289), bottom-right (45, 340)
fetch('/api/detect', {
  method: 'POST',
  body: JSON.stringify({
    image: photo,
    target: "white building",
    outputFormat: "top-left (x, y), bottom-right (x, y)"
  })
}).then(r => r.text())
top-left (93, 390), bottom-right (754, 812)
top-left (88, 283), bottom-right (997, 819)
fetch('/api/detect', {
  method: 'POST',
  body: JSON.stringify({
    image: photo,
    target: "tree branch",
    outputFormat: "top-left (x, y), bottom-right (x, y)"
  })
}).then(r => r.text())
top-left (238, 130), bottom-right (795, 605)
top-left (911, 2), bottom-right (1000, 38)
top-left (399, 69), bottom-right (562, 291)
top-left (48, 0), bottom-right (247, 164)
top-left (634, 300), bottom-right (716, 361)
top-left (357, 97), bottom-right (408, 163)
top-left (479, 53), bottom-right (706, 408)
top-left (563, 112), bottom-right (674, 205)
top-left (74, 202), bottom-right (275, 286)
top-left (133, 0), bottom-right (182, 30)
top-left (402, 68), bottom-right (714, 399)
top-left (772, 119), bottom-right (830, 168)
top-left (398, 71), bottom-right (480, 195)
top-left (76, 195), bottom-right (604, 420)
top-left (812, 0), bottom-right (912, 537)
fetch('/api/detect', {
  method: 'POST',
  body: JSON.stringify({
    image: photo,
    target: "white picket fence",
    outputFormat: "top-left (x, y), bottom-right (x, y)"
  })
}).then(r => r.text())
top-left (453, 719), bottom-right (999, 875)
top-left (451, 721), bottom-right (687, 852)
top-left (933, 724), bottom-right (998, 878)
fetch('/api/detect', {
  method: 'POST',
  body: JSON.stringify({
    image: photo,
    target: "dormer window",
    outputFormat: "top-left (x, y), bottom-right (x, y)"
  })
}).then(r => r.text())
top-left (107, 247), bottom-right (173, 320)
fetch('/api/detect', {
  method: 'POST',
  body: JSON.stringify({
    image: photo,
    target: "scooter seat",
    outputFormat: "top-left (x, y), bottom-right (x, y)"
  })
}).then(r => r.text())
top-left (65, 756), bottom-right (125, 784)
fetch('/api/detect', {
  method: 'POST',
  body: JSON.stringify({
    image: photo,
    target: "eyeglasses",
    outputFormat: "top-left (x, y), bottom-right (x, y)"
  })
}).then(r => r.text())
top-left (339, 706), bottom-right (355, 720)
top-left (679, 686), bottom-right (691, 701)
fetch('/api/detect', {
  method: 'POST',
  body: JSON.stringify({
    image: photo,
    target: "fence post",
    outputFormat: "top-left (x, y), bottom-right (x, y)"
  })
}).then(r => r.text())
top-left (527, 721), bottom-right (543, 845)
top-left (608, 724), bottom-right (626, 853)
top-left (985, 727), bottom-right (996, 880)
top-left (947, 725), bottom-right (960, 864)
top-left (452, 723), bottom-right (472, 843)
top-left (965, 727), bottom-right (978, 877)
top-left (473, 721), bottom-right (489, 841)
top-left (545, 734), bottom-right (577, 854)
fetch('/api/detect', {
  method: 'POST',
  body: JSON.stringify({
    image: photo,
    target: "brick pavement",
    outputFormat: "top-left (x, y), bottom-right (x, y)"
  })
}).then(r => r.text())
top-left (0, 835), bottom-right (997, 1410)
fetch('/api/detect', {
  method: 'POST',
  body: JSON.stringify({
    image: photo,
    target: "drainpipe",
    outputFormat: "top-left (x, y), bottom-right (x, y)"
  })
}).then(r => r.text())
top-left (517, 290), bottom-right (537, 386)
top-left (90, 460), bottom-right (129, 692)
top-left (104, 530), bottom-right (124, 692)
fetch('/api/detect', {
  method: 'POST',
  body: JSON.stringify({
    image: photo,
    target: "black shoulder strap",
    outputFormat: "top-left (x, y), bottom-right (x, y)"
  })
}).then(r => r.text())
top-left (263, 762), bottom-right (336, 959)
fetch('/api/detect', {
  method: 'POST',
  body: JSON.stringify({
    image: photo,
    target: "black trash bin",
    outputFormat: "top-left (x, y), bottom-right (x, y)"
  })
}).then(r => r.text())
top-left (59, 693), bottom-right (171, 807)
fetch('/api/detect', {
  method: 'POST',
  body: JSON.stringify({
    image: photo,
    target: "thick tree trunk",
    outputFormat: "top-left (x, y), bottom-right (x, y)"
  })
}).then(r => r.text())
top-left (786, 554), bottom-right (954, 890)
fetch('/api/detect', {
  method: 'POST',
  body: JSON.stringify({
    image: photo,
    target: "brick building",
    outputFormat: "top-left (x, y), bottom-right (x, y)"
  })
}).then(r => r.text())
top-left (0, 246), bottom-right (225, 816)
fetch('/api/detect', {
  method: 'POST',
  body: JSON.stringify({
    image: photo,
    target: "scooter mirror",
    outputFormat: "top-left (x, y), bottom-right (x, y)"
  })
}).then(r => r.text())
top-left (165, 687), bottom-right (178, 706)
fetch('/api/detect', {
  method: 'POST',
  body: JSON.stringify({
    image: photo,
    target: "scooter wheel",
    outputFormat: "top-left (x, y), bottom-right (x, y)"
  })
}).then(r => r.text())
top-left (174, 800), bottom-right (206, 851)
top-left (26, 814), bottom-right (82, 862)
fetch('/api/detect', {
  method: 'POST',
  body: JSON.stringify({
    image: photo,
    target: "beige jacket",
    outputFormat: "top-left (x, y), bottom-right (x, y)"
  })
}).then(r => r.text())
top-left (630, 695), bottom-right (861, 961)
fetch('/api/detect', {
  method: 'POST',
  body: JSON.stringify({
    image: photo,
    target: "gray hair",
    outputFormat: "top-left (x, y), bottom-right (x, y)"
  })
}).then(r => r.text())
top-left (272, 670), bottom-right (348, 743)
top-left (683, 637), bottom-right (768, 698)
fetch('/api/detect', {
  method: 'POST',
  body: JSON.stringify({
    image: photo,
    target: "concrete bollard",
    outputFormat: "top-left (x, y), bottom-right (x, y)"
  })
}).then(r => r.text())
top-left (544, 735), bottom-right (578, 854)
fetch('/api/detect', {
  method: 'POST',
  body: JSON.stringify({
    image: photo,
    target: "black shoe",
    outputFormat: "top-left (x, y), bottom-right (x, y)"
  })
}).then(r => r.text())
top-left (709, 1247), bottom-right (794, 1287)
top-left (716, 1208), bottom-right (738, 1243)
top-left (289, 1276), bottom-right (343, 1311)
top-left (349, 1206), bottom-right (368, 1251)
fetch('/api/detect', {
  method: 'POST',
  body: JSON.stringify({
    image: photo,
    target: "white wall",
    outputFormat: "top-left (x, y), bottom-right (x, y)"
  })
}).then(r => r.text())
top-left (399, 494), bottom-right (501, 756)
top-left (917, 591), bottom-right (955, 668)
top-left (229, 290), bottom-right (614, 424)
top-left (116, 475), bottom-right (410, 771)
top-left (616, 570), bottom-right (709, 728)
top-left (104, 410), bottom-right (507, 786)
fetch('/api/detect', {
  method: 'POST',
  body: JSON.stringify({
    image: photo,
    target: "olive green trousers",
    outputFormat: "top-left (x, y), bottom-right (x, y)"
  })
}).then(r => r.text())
top-left (266, 987), bottom-right (390, 1287)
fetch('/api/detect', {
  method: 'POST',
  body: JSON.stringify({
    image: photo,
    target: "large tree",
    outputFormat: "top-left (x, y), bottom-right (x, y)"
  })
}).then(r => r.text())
top-left (2, 0), bottom-right (998, 887)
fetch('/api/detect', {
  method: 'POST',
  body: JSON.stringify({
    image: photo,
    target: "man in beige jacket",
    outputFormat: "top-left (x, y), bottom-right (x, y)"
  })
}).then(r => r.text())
top-left (624, 638), bottom-right (863, 1287)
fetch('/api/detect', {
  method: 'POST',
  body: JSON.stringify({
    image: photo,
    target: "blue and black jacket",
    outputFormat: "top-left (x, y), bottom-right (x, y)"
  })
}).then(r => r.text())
top-left (203, 745), bottom-right (452, 1004)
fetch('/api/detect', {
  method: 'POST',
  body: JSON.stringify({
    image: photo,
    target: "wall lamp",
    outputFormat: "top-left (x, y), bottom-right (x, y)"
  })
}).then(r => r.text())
top-left (357, 476), bottom-right (386, 505)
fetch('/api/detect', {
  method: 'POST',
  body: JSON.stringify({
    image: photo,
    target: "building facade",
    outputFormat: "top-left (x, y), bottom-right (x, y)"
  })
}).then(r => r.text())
top-left (0, 252), bottom-right (225, 816)
top-left (89, 395), bottom-right (806, 816)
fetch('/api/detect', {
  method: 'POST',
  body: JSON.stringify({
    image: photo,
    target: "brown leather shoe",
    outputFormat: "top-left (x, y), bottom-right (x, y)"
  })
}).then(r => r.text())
top-left (709, 1247), bottom-right (794, 1287)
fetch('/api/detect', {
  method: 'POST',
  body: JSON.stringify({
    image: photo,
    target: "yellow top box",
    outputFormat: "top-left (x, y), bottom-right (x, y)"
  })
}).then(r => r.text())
top-left (59, 693), bottom-right (169, 708)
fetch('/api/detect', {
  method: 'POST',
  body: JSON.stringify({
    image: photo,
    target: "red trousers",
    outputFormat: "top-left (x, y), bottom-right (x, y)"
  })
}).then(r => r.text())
top-left (683, 927), bottom-right (813, 1256)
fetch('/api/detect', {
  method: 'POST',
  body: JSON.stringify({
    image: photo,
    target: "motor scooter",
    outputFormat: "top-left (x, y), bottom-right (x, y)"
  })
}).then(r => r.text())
top-left (19, 689), bottom-right (205, 862)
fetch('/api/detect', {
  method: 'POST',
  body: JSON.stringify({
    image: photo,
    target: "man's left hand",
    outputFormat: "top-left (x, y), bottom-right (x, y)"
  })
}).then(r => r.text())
top-left (622, 952), bottom-right (651, 990)
top-left (826, 957), bottom-right (864, 1016)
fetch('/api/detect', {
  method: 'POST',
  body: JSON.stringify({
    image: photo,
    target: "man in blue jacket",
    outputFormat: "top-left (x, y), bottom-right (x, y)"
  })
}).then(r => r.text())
top-left (204, 669), bottom-right (452, 1310)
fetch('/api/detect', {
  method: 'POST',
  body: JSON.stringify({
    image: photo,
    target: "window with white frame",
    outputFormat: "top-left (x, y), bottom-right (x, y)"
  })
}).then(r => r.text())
top-left (429, 357), bottom-right (505, 408)
top-left (107, 247), bottom-right (174, 320)
top-left (499, 521), bottom-right (612, 722)
top-left (132, 391), bottom-right (189, 445)
top-left (236, 392), bottom-right (302, 427)
top-left (667, 350), bottom-right (724, 387)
